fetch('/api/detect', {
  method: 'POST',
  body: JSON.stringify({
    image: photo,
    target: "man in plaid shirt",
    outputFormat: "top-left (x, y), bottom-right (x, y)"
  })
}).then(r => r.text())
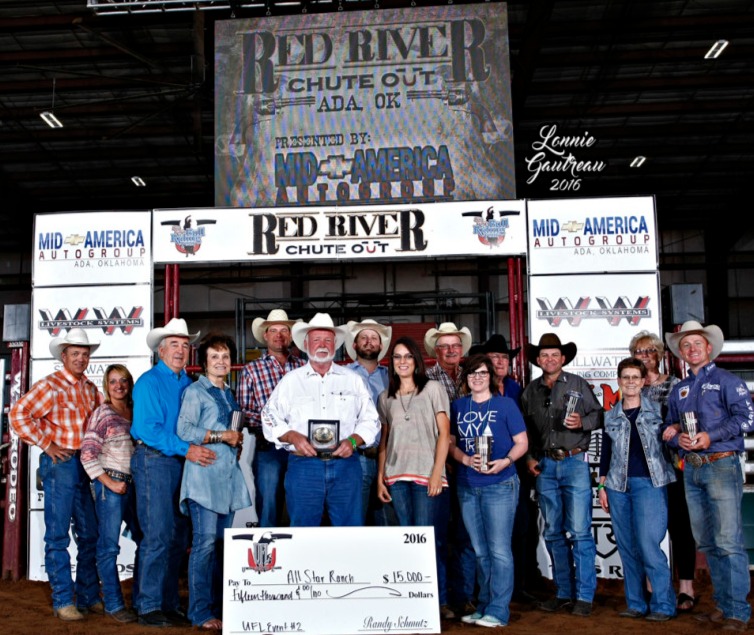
top-left (237, 309), bottom-right (304, 527)
top-left (10, 328), bottom-right (103, 622)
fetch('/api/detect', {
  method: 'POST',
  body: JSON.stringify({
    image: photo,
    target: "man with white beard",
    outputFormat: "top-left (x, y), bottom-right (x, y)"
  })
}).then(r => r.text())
top-left (262, 313), bottom-right (380, 526)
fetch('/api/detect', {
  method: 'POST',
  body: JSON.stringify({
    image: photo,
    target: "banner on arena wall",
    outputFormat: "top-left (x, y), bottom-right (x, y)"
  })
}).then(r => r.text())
top-left (30, 285), bottom-right (153, 360)
top-left (526, 196), bottom-right (658, 275)
top-left (152, 200), bottom-right (527, 263)
top-left (33, 211), bottom-right (152, 286)
top-left (214, 3), bottom-right (515, 207)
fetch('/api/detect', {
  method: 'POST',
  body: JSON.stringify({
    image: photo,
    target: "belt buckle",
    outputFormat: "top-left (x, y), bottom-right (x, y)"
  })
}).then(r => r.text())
top-left (686, 452), bottom-right (704, 468)
top-left (550, 449), bottom-right (566, 461)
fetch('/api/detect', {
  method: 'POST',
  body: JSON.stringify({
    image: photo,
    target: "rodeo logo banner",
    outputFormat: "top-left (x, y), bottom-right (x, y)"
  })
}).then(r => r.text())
top-left (214, 3), bottom-right (515, 208)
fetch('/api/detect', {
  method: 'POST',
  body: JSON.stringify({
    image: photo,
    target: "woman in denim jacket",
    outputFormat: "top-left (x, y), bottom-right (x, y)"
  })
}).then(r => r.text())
top-left (177, 333), bottom-right (250, 630)
top-left (597, 357), bottom-right (676, 622)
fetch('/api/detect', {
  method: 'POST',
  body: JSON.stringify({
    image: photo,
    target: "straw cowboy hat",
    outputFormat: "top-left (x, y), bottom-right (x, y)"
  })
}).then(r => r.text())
top-left (344, 319), bottom-right (392, 361)
top-left (146, 317), bottom-right (200, 352)
top-left (665, 320), bottom-right (724, 361)
top-left (49, 328), bottom-right (100, 361)
top-left (291, 313), bottom-right (348, 352)
top-left (526, 333), bottom-right (577, 367)
top-left (252, 309), bottom-right (299, 345)
top-left (481, 334), bottom-right (521, 359)
top-left (423, 322), bottom-right (472, 358)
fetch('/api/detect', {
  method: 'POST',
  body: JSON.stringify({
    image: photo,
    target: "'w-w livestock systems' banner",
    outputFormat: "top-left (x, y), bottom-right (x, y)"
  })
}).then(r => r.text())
top-left (152, 201), bottom-right (528, 263)
top-left (527, 195), bottom-right (664, 579)
top-left (214, 3), bottom-right (516, 208)
top-left (27, 211), bottom-right (154, 581)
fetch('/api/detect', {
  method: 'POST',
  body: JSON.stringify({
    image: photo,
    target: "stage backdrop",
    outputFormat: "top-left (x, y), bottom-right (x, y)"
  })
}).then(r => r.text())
top-left (215, 3), bottom-right (515, 208)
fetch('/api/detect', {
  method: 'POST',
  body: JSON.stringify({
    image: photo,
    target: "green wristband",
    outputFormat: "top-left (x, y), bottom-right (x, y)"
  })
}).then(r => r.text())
top-left (348, 436), bottom-right (358, 450)
top-left (596, 483), bottom-right (605, 491)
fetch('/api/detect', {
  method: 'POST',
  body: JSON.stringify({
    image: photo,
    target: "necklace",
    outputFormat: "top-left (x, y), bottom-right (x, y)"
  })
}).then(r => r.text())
top-left (398, 388), bottom-right (416, 421)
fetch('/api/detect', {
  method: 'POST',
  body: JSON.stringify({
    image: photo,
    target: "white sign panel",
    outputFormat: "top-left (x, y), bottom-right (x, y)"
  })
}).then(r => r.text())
top-left (528, 271), bottom-right (663, 579)
top-left (33, 211), bottom-right (152, 286)
top-left (527, 196), bottom-right (658, 275)
top-left (31, 285), bottom-right (153, 360)
top-left (153, 201), bottom-right (527, 264)
top-left (224, 526), bottom-right (440, 635)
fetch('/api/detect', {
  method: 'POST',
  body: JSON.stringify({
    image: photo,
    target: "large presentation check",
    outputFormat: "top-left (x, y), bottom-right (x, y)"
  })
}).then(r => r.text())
top-left (223, 526), bottom-right (441, 635)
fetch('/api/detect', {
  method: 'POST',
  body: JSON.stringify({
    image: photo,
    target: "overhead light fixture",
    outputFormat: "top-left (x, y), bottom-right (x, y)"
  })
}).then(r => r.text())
top-left (40, 111), bottom-right (63, 128)
top-left (131, 176), bottom-right (146, 187)
top-left (704, 39), bottom-right (729, 59)
top-left (40, 78), bottom-right (63, 128)
top-left (630, 156), bottom-right (646, 168)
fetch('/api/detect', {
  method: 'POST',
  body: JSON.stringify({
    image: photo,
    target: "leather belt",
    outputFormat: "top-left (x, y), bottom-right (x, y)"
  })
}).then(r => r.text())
top-left (104, 468), bottom-right (133, 484)
top-left (291, 451), bottom-right (340, 461)
top-left (357, 446), bottom-right (379, 460)
top-left (685, 450), bottom-right (735, 468)
top-left (545, 447), bottom-right (584, 461)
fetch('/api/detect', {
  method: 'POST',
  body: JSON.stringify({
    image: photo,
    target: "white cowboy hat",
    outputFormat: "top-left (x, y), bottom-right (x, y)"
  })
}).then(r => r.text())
top-left (49, 328), bottom-right (100, 361)
top-left (291, 313), bottom-right (348, 352)
top-left (146, 317), bottom-right (200, 352)
top-left (344, 319), bottom-right (392, 361)
top-left (665, 320), bottom-right (724, 361)
top-left (251, 309), bottom-right (300, 345)
top-left (423, 322), bottom-right (472, 358)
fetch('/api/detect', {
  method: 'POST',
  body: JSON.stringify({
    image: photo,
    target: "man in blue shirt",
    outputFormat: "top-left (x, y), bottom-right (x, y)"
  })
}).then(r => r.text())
top-left (344, 319), bottom-right (393, 525)
top-left (131, 318), bottom-right (216, 628)
top-left (664, 320), bottom-right (754, 632)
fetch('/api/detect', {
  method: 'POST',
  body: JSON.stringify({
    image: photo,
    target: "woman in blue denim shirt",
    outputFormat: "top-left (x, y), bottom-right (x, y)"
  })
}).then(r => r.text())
top-left (597, 357), bottom-right (676, 622)
top-left (177, 333), bottom-right (250, 630)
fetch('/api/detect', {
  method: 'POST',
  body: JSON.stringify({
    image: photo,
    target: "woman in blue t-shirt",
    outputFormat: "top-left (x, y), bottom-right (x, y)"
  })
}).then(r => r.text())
top-left (449, 354), bottom-right (528, 629)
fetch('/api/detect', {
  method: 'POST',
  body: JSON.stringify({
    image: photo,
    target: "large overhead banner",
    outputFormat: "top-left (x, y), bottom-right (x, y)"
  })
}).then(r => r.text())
top-left (153, 201), bottom-right (527, 264)
top-left (215, 3), bottom-right (515, 208)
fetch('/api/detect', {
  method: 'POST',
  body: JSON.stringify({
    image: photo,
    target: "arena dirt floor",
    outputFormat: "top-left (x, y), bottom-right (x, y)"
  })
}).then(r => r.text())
top-left (0, 570), bottom-right (746, 634)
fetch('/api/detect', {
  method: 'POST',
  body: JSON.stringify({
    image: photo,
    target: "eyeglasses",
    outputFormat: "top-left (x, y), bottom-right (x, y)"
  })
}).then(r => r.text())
top-left (468, 371), bottom-right (489, 379)
top-left (392, 354), bottom-right (414, 362)
top-left (619, 375), bottom-right (643, 383)
top-left (435, 343), bottom-right (463, 351)
top-left (634, 348), bottom-right (657, 356)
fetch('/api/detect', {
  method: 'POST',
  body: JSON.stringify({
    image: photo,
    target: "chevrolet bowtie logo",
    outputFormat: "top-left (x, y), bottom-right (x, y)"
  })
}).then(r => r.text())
top-left (562, 221), bottom-right (584, 232)
top-left (320, 155), bottom-right (352, 180)
top-left (64, 233), bottom-right (85, 246)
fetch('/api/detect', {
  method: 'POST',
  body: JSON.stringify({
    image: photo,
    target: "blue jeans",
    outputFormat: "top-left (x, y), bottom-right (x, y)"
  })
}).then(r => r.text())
top-left (285, 454), bottom-right (362, 526)
top-left (93, 478), bottom-right (142, 614)
top-left (187, 500), bottom-right (233, 626)
top-left (252, 445), bottom-right (288, 527)
top-left (606, 477), bottom-right (675, 615)
top-left (535, 456), bottom-right (597, 602)
top-left (684, 455), bottom-right (751, 623)
top-left (458, 476), bottom-right (518, 624)
top-left (389, 480), bottom-right (447, 604)
top-left (446, 472), bottom-right (477, 607)
top-left (131, 445), bottom-right (189, 615)
top-left (39, 453), bottom-right (99, 610)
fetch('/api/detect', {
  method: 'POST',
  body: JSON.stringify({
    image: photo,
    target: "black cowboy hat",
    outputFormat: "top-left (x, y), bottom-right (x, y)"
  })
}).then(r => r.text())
top-left (526, 333), bottom-right (577, 367)
top-left (481, 334), bottom-right (521, 358)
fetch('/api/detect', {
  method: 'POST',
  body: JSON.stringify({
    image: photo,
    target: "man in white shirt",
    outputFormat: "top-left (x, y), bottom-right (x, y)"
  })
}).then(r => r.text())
top-left (262, 313), bottom-right (380, 526)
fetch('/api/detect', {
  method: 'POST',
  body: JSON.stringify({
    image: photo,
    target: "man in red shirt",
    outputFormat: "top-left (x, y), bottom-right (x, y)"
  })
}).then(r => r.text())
top-left (10, 328), bottom-right (103, 621)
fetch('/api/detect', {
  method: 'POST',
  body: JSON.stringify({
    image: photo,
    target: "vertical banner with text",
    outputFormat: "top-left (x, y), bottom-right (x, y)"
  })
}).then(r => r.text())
top-left (526, 196), bottom-right (662, 579)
